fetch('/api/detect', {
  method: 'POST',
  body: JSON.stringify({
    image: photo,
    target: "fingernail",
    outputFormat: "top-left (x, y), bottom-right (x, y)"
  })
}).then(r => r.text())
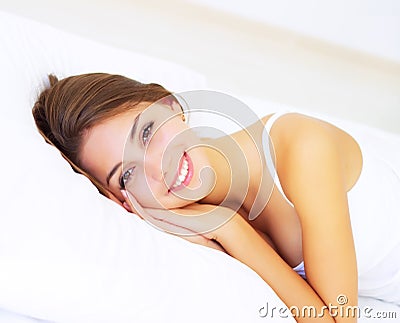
top-left (120, 189), bottom-right (127, 199)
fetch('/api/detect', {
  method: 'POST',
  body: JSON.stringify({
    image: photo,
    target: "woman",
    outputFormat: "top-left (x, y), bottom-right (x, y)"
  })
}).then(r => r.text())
top-left (32, 73), bottom-right (400, 322)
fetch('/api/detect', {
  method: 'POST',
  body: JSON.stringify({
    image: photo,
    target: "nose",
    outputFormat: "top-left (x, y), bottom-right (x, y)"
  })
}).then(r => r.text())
top-left (143, 151), bottom-right (165, 182)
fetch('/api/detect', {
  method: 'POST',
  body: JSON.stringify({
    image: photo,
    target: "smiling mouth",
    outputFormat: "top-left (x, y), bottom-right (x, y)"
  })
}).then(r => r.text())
top-left (168, 152), bottom-right (193, 193)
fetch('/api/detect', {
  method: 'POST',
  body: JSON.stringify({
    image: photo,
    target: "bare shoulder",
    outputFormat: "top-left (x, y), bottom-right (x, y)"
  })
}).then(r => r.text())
top-left (261, 112), bottom-right (341, 141)
top-left (261, 113), bottom-right (363, 193)
top-left (260, 112), bottom-right (359, 152)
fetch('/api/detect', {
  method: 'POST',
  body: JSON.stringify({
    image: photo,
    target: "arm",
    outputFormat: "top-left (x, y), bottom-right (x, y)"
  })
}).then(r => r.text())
top-left (275, 114), bottom-right (358, 323)
top-left (213, 212), bottom-right (337, 322)
top-left (122, 192), bottom-right (335, 322)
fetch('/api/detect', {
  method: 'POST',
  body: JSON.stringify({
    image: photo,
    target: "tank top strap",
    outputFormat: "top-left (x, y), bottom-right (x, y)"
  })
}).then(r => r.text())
top-left (262, 111), bottom-right (294, 207)
top-left (264, 111), bottom-right (292, 134)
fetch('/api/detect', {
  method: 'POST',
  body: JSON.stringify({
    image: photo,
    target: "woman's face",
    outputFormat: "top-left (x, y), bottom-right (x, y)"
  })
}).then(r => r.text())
top-left (80, 101), bottom-right (214, 209)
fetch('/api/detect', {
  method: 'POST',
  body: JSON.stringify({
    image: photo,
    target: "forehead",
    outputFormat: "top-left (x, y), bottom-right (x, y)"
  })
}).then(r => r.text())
top-left (83, 101), bottom-right (173, 150)
top-left (79, 109), bottom-right (141, 184)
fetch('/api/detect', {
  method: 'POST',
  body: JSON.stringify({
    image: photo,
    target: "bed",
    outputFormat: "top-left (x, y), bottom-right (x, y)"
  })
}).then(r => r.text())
top-left (0, 11), bottom-right (398, 322)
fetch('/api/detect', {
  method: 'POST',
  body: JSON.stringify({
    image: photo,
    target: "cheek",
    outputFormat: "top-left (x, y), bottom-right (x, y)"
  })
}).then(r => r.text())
top-left (126, 170), bottom-right (165, 207)
top-left (153, 123), bottom-right (182, 149)
top-left (144, 123), bottom-right (186, 166)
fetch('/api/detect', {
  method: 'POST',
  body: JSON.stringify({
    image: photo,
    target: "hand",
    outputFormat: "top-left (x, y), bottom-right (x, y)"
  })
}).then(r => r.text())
top-left (120, 189), bottom-right (235, 252)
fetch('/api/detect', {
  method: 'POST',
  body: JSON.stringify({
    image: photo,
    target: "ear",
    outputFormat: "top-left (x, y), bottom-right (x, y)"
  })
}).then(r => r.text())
top-left (160, 95), bottom-right (183, 114)
top-left (171, 99), bottom-right (184, 115)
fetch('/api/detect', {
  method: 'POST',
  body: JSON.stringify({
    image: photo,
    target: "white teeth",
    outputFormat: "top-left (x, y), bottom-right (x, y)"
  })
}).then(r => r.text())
top-left (172, 157), bottom-right (189, 188)
top-left (183, 159), bottom-right (188, 169)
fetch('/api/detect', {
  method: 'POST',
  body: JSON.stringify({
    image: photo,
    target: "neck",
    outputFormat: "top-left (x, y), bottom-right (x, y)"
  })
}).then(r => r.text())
top-left (200, 136), bottom-right (250, 208)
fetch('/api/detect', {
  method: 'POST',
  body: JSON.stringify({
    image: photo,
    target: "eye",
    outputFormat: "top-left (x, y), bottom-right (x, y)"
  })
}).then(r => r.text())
top-left (142, 122), bottom-right (154, 145)
top-left (119, 167), bottom-right (135, 189)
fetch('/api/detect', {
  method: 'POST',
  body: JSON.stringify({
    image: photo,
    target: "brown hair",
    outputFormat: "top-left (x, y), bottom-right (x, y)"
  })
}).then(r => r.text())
top-left (32, 72), bottom-right (173, 196)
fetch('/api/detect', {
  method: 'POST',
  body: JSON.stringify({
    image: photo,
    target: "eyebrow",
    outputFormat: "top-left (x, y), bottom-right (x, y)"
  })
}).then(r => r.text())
top-left (106, 113), bottom-right (141, 186)
top-left (129, 113), bottom-right (141, 141)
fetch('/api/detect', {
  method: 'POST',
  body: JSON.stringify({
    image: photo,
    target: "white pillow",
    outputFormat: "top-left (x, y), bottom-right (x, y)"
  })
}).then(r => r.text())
top-left (0, 11), bottom-right (293, 323)
top-left (0, 11), bottom-right (206, 127)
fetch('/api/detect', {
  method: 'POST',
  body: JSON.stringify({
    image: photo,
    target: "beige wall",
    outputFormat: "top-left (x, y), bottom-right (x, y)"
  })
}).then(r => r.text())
top-left (1, 0), bottom-right (400, 133)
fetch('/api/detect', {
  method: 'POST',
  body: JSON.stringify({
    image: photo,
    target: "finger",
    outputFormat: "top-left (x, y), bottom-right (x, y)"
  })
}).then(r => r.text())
top-left (121, 190), bottom-right (198, 235)
top-left (121, 190), bottom-right (170, 224)
top-left (145, 208), bottom-right (212, 237)
top-left (122, 201), bottom-right (133, 213)
top-left (121, 190), bottom-right (219, 238)
top-left (120, 190), bottom-right (144, 219)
